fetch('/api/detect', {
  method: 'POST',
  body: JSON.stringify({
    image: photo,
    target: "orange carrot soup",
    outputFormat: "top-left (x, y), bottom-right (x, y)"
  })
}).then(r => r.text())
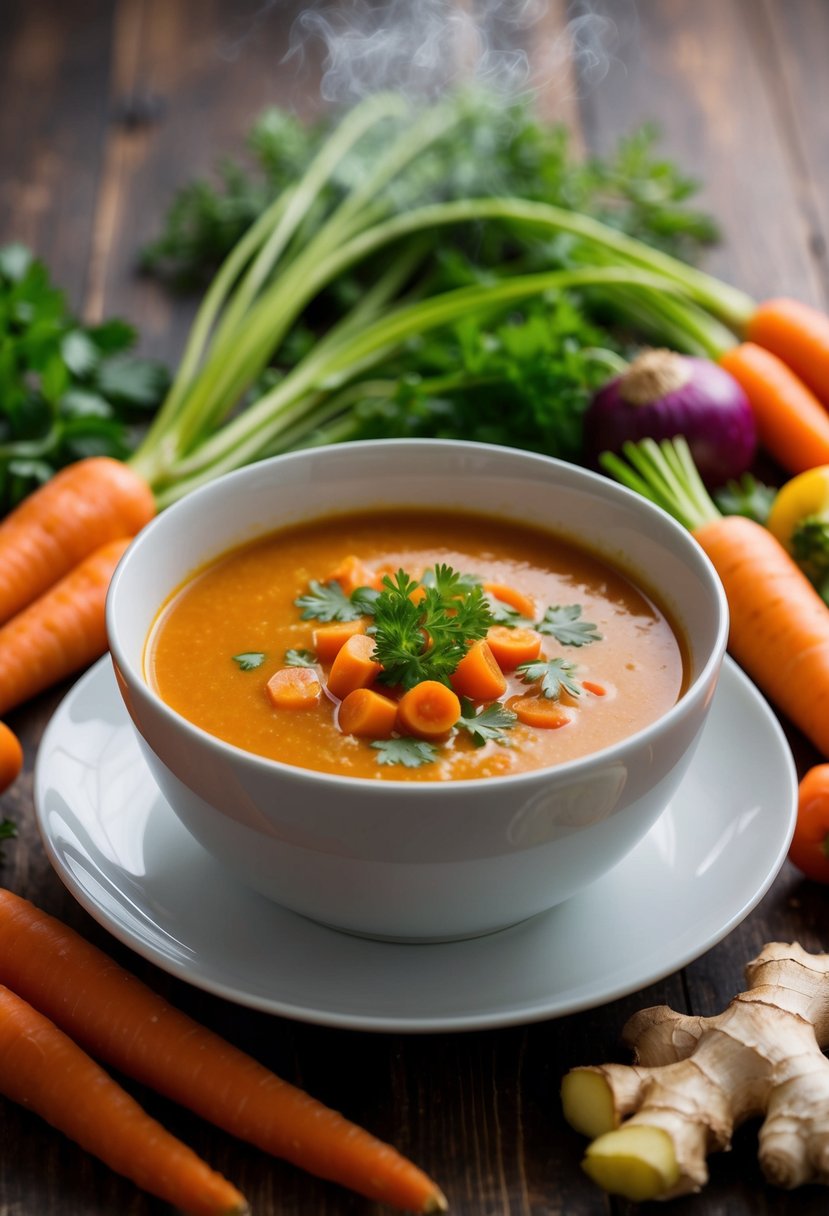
top-left (145, 509), bottom-right (687, 782)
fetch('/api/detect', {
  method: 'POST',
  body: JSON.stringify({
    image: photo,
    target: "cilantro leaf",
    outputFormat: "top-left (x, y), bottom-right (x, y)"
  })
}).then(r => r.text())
top-left (284, 648), bottom-right (317, 667)
top-left (456, 699), bottom-right (517, 748)
top-left (295, 580), bottom-right (364, 623)
top-left (536, 605), bottom-right (601, 647)
top-left (486, 594), bottom-right (534, 628)
top-left (350, 585), bottom-right (380, 616)
top-left (516, 657), bottom-right (582, 700)
top-left (371, 566), bottom-right (492, 690)
top-left (232, 651), bottom-right (266, 671)
top-left (372, 737), bottom-right (439, 768)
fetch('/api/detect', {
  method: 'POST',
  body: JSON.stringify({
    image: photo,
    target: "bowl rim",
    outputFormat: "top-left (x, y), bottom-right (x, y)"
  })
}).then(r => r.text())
top-left (107, 438), bottom-right (730, 795)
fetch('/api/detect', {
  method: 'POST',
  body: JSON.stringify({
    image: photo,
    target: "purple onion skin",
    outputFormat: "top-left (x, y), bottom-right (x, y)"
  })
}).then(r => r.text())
top-left (584, 356), bottom-right (758, 489)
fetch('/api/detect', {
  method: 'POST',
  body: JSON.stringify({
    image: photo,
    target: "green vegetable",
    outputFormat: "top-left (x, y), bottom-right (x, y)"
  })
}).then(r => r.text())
top-left (0, 817), bottom-right (17, 861)
top-left (536, 605), bottom-right (602, 646)
top-left (456, 700), bottom-right (517, 748)
top-left (0, 244), bottom-right (168, 512)
top-left (516, 657), bottom-right (582, 701)
top-left (284, 648), bottom-right (317, 668)
top-left (371, 737), bottom-right (438, 768)
top-left (369, 565), bottom-right (492, 691)
top-left (232, 651), bottom-right (266, 671)
top-left (714, 473), bottom-right (776, 524)
top-left (295, 580), bottom-right (364, 623)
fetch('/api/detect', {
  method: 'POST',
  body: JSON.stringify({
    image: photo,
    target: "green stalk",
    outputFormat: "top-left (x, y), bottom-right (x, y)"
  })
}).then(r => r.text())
top-left (600, 437), bottom-right (721, 531)
top-left (153, 266), bottom-right (691, 502)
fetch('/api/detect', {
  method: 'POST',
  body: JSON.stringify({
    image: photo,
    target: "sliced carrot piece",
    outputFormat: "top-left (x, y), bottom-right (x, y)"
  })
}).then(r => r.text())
top-left (486, 625), bottom-right (542, 670)
top-left (265, 666), bottom-right (321, 710)
top-left (508, 695), bottom-right (572, 729)
top-left (450, 640), bottom-right (507, 702)
top-left (325, 555), bottom-right (382, 595)
top-left (483, 582), bottom-right (536, 619)
top-left (338, 688), bottom-right (398, 738)
top-left (582, 680), bottom-right (607, 697)
top-left (313, 619), bottom-right (366, 663)
top-left (326, 633), bottom-right (382, 701)
top-left (396, 681), bottom-right (461, 740)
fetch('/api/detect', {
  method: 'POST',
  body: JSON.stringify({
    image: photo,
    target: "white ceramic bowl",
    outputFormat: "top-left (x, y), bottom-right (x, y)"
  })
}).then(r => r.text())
top-left (107, 439), bottom-right (728, 942)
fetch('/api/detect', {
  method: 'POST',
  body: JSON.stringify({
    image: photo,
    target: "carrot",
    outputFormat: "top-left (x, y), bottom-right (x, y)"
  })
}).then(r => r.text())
top-left (507, 695), bottom-right (571, 730)
top-left (326, 633), bottom-right (383, 700)
top-left (338, 687), bottom-right (398, 737)
top-left (485, 625), bottom-right (542, 670)
top-left (313, 618), bottom-right (366, 662)
top-left (0, 456), bottom-right (154, 627)
top-left (0, 888), bottom-right (447, 1213)
top-left (0, 721), bottom-right (23, 794)
top-left (582, 680), bottom-right (607, 697)
top-left (0, 983), bottom-right (247, 1216)
top-left (450, 639), bottom-right (508, 702)
top-left (483, 582), bottom-right (536, 619)
top-left (396, 681), bottom-right (461, 739)
top-left (603, 437), bottom-right (829, 759)
top-left (265, 666), bottom-right (322, 709)
top-left (718, 342), bottom-right (829, 473)
top-left (326, 554), bottom-right (382, 595)
top-left (747, 297), bottom-right (829, 407)
top-left (0, 537), bottom-right (131, 717)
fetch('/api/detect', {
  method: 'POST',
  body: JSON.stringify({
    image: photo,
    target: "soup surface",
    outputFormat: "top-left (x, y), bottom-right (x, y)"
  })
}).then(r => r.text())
top-left (146, 509), bottom-right (687, 781)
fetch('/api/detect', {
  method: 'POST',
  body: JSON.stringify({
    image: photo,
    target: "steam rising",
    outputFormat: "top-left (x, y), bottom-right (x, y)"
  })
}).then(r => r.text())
top-left (281, 0), bottom-right (628, 107)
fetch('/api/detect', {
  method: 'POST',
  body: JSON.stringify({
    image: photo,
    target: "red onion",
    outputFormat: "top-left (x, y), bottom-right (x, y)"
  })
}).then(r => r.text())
top-left (584, 349), bottom-right (757, 488)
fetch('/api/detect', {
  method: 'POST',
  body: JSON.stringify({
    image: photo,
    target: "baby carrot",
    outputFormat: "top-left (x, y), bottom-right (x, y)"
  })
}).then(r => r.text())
top-left (718, 342), bottom-right (829, 473)
top-left (747, 297), bottom-right (829, 408)
top-left (450, 639), bottom-right (508, 702)
top-left (326, 633), bottom-right (383, 700)
top-left (0, 456), bottom-right (154, 626)
top-left (0, 537), bottom-right (131, 717)
top-left (483, 582), bottom-right (536, 619)
top-left (0, 888), bottom-right (447, 1213)
top-left (265, 666), bottom-right (322, 709)
top-left (0, 984), bottom-right (247, 1216)
top-left (313, 618), bottom-right (366, 662)
top-left (507, 695), bottom-right (571, 730)
top-left (486, 625), bottom-right (542, 670)
top-left (396, 681), bottom-right (461, 739)
top-left (338, 687), bottom-right (398, 737)
top-left (0, 721), bottom-right (23, 794)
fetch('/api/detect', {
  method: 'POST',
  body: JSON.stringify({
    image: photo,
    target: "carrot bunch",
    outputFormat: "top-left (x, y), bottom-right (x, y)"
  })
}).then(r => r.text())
top-left (0, 887), bottom-right (447, 1214)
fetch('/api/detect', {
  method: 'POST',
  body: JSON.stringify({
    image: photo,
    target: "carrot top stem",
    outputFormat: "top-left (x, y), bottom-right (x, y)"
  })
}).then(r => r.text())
top-left (599, 437), bottom-right (722, 532)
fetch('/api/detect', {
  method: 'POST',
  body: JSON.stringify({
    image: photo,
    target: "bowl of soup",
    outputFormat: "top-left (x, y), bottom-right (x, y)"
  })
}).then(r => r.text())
top-left (107, 439), bottom-right (728, 941)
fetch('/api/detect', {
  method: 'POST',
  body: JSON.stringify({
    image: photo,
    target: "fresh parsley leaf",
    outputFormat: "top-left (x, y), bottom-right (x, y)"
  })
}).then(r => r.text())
top-left (294, 579), bottom-right (364, 623)
top-left (350, 585), bottom-right (380, 616)
top-left (232, 651), bottom-right (266, 671)
top-left (486, 594), bottom-right (534, 628)
top-left (371, 737), bottom-right (439, 768)
top-left (456, 699), bottom-right (517, 748)
top-left (371, 566), bottom-right (492, 690)
top-left (536, 605), bottom-right (601, 647)
top-left (0, 817), bottom-right (17, 862)
top-left (284, 648), bottom-right (317, 667)
top-left (516, 657), bottom-right (582, 700)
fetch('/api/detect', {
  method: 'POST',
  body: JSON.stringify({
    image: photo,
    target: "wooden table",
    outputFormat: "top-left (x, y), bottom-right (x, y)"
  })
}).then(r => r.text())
top-left (2, 2), bottom-right (829, 1213)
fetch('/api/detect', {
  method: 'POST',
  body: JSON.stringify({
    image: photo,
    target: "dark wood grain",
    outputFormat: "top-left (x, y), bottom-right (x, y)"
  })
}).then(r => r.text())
top-left (2, 1), bottom-right (829, 1214)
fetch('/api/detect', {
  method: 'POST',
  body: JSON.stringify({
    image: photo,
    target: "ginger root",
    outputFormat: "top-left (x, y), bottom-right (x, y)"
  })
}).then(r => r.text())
top-left (561, 941), bottom-right (829, 1200)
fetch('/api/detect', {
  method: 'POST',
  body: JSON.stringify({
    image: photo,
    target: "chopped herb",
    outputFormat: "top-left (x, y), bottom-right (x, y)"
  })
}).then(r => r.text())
top-left (371, 565), bottom-right (492, 690)
top-left (536, 605), bottom-right (602, 647)
top-left (372, 737), bottom-right (439, 768)
top-left (516, 657), bottom-right (582, 700)
top-left (0, 817), bottom-right (17, 861)
top-left (284, 648), bottom-right (317, 668)
top-left (456, 699), bottom-right (517, 748)
top-left (350, 585), bottom-right (381, 616)
top-left (232, 651), bottom-right (266, 671)
top-left (295, 580), bottom-right (365, 622)
top-left (486, 594), bottom-right (534, 628)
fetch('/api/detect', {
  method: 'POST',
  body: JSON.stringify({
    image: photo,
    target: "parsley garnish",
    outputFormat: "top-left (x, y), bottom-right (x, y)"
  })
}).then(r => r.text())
top-left (295, 580), bottom-right (364, 623)
top-left (284, 648), bottom-right (317, 668)
top-left (486, 594), bottom-right (534, 629)
top-left (372, 738), bottom-right (439, 768)
top-left (456, 699), bottom-right (517, 748)
top-left (370, 565), bottom-right (493, 690)
top-left (0, 818), bottom-right (17, 862)
top-left (232, 651), bottom-right (266, 671)
top-left (537, 605), bottom-right (601, 647)
top-left (516, 657), bottom-right (582, 700)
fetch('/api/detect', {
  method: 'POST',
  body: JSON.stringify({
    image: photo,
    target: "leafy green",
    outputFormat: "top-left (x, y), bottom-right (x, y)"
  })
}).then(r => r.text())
top-left (536, 605), bottom-right (602, 647)
top-left (284, 648), bottom-right (317, 668)
top-left (371, 737), bottom-right (438, 768)
top-left (295, 580), bottom-right (364, 623)
top-left (0, 817), bottom-right (17, 862)
top-left (714, 473), bottom-right (776, 524)
top-left (370, 565), bottom-right (492, 690)
top-left (232, 651), bottom-right (265, 671)
top-left (0, 244), bottom-right (168, 512)
top-left (456, 699), bottom-right (517, 748)
top-left (516, 657), bottom-right (582, 700)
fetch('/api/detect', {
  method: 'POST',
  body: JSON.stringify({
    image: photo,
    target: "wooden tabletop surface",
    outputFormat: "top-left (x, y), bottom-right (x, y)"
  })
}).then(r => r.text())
top-left (2, 2), bottom-right (829, 1214)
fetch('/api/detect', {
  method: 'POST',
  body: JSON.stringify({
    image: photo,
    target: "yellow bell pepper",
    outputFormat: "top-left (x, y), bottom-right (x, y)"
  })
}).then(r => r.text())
top-left (767, 466), bottom-right (829, 588)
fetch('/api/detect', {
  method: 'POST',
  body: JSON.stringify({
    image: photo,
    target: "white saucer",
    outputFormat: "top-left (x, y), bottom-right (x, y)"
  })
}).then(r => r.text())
top-left (34, 656), bottom-right (796, 1034)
